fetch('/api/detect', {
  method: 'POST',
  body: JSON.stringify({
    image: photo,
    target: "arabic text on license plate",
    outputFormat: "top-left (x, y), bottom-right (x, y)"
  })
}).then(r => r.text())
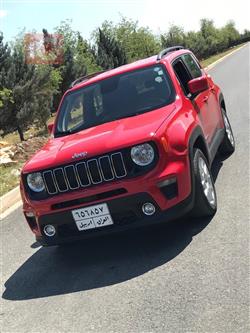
top-left (72, 203), bottom-right (113, 231)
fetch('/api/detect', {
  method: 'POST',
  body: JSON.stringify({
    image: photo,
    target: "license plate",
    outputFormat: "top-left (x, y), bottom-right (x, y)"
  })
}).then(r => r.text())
top-left (72, 203), bottom-right (113, 231)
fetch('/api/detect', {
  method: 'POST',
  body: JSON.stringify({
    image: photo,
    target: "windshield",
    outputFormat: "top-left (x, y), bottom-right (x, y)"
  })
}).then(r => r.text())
top-left (55, 65), bottom-right (175, 137)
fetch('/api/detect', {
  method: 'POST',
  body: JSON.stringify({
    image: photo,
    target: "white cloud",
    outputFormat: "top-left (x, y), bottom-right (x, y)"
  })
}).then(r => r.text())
top-left (0, 10), bottom-right (8, 18)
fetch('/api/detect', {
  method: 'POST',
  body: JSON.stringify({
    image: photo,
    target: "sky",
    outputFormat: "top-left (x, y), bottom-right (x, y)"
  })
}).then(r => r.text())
top-left (0, 0), bottom-right (250, 43)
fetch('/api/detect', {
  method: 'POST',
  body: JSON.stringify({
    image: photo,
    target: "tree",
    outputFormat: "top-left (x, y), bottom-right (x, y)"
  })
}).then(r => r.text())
top-left (0, 33), bottom-right (11, 73)
top-left (0, 18), bottom-right (248, 141)
top-left (161, 25), bottom-right (186, 48)
top-left (0, 34), bottom-right (61, 140)
top-left (0, 37), bottom-right (35, 140)
top-left (32, 65), bottom-right (62, 130)
top-left (96, 28), bottom-right (127, 69)
top-left (222, 21), bottom-right (240, 47)
top-left (185, 31), bottom-right (207, 59)
top-left (0, 34), bottom-right (12, 111)
top-left (0, 88), bottom-right (13, 108)
top-left (51, 21), bottom-right (100, 111)
top-left (75, 32), bottom-right (101, 74)
top-left (114, 17), bottom-right (161, 62)
top-left (94, 18), bottom-right (161, 64)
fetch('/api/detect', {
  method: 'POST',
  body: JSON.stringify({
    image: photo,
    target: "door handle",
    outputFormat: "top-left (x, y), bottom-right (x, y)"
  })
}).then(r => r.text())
top-left (203, 96), bottom-right (209, 103)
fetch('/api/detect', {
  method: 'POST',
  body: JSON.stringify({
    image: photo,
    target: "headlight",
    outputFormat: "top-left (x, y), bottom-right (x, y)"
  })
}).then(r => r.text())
top-left (131, 143), bottom-right (155, 166)
top-left (27, 172), bottom-right (45, 192)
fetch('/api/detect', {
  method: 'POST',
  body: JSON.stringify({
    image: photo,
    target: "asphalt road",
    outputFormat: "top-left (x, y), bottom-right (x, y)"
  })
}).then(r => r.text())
top-left (1, 44), bottom-right (249, 333)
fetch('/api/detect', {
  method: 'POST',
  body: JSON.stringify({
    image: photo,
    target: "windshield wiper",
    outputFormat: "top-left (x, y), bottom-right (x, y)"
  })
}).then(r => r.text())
top-left (55, 124), bottom-right (89, 137)
top-left (55, 129), bottom-right (77, 136)
top-left (55, 114), bottom-right (141, 137)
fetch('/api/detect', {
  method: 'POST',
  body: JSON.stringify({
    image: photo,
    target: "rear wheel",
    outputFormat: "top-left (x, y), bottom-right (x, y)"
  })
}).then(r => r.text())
top-left (191, 149), bottom-right (217, 218)
top-left (219, 108), bottom-right (235, 156)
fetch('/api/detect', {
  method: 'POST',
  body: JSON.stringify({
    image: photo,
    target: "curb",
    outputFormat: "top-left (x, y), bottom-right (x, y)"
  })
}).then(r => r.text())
top-left (0, 185), bottom-right (21, 216)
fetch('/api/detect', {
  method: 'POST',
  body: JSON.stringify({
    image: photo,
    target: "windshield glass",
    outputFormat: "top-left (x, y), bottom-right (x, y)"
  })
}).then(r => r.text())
top-left (55, 65), bottom-right (175, 136)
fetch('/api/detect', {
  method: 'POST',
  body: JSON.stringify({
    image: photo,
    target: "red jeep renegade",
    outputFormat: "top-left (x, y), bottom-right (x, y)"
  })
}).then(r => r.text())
top-left (20, 46), bottom-right (235, 246)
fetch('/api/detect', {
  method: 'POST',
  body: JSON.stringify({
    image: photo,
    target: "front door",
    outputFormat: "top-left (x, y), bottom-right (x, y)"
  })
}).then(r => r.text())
top-left (173, 54), bottom-right (216, 145)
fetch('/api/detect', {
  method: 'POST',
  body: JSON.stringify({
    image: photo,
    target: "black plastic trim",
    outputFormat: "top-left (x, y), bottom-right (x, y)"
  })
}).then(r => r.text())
top-left (36, 192), bottom-right (194, 246)
top-left (51, 188), bottom-right (127, 210)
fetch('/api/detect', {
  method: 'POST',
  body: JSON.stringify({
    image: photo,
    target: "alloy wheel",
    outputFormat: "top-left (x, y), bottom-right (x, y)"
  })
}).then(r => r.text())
top-left (198, 157), bottom-right (216, 208)
top-left (223, 113), bottom-right (235, 147)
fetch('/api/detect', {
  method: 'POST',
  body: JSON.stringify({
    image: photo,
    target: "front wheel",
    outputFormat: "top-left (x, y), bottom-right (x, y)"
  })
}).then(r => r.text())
top-left (219, 108), bottom-right (235, 156)
top-left (191, 149), bottom-right (217, 218)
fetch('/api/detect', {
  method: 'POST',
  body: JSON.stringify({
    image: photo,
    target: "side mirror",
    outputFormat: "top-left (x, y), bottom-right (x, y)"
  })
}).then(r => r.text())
top-left (47, 123), bottom-right (54, 135)
top-left (188, 76), bottom-right (209, 95)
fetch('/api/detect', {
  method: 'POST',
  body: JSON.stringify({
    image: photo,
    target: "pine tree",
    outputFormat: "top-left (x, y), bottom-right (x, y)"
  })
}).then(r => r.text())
top-left (50, 22), bottom-right (92, 111)
top-left (96, 28), bottom-right (127, 69)
top-left (0, 37), bottom-right (35, 140)
top-left (0, 33), bottom-right (60, 141)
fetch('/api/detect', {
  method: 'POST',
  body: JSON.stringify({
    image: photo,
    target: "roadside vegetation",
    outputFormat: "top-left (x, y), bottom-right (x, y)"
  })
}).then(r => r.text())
top-left (200, 44), bottom-right (244, 68)
top-left (0, 17), bottom-right (249, 196)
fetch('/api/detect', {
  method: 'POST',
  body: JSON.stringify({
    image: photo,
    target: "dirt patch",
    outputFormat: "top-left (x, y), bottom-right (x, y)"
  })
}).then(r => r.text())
top-left (0, 136), bottom-right (48, 196)
top-left (13, 137), bottom-right (48, 163)
top-left (0, 136), bottom-right (48, 166)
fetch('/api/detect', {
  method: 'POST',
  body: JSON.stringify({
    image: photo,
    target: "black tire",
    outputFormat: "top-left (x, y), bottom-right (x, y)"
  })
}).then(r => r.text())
top-left (219, 108), bottom-right (235, 156)
top-left (191, 149), bottom-right (217, 218)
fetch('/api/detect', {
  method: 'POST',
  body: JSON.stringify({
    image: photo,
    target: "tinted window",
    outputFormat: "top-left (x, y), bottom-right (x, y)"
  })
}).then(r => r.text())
top-left (182, 54), bottom-right (202, 78)
top-left (55, 65), bottom-right (175, 136)
top-left (173, 59), bottom-right (192, 96)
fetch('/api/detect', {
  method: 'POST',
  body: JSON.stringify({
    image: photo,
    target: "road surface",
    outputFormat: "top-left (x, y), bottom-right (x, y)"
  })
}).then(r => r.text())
top-left (1, 44), bottom-right (249, 333)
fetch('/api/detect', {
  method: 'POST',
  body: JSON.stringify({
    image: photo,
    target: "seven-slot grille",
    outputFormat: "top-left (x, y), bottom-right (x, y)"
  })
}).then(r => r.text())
top-left (42, 152), bottom-right (127, 195)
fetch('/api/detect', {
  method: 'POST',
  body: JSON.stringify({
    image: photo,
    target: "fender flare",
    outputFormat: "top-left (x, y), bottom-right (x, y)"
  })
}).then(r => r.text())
top-left (188, 126), bottom-right (211, 164)
top-left (180, 125), bottom-right (209, 211)
top-left (219, 92), bottom-right (226, 112)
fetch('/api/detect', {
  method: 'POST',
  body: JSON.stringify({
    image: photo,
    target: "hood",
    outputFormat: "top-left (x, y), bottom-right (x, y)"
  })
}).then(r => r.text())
top-left (23, 104), bottom-right (176, 173)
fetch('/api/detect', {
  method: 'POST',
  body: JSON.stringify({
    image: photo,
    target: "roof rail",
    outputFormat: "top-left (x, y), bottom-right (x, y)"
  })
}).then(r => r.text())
top-left (157, 46), bottom-right (184, 61)
top-left (70, 70), bottom-right (108, 88)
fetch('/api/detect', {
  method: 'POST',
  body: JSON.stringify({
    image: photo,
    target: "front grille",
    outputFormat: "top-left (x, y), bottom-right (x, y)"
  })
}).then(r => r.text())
top-left (42, 152), bottom-right (127, 195)
top-left (24, 141), bottom-right (159, 201)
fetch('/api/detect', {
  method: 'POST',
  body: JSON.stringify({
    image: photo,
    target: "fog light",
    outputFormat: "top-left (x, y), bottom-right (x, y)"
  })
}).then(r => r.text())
top-left (142, 202), bottom-right (156, 216)
top-left (25, 211), bottom-right (35, 217)
top-left (43, 225), bottom-right (56, 237)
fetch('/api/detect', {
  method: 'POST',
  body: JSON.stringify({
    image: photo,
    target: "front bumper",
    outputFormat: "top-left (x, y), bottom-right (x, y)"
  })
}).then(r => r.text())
top-left (35, 191), bottom-right (194, 246)
top-left (22, 154), bottom-right (193, 246)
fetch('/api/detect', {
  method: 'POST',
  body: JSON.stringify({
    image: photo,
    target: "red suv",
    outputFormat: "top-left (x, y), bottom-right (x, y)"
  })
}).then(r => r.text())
top-left (20, 46), bottom-right (235, 246)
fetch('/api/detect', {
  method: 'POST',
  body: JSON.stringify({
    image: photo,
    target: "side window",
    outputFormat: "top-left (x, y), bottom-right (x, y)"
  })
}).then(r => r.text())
top-left (181, 54), bottom-right (202, 78)
top-left (173, 59), bottom-right (192, 96)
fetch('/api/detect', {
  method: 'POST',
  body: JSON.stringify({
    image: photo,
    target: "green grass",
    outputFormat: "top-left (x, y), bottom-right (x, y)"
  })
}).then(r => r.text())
top-left (0, 117), bottom-right (54, 196)
top-left (0, 162), bottom-right (23, 196)
top-left (200, 44), bottom-right (245, 68)
top-left (2, 131), bottom-right (20, 145)
top-left (1, 114), bottom-right (55, 146)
